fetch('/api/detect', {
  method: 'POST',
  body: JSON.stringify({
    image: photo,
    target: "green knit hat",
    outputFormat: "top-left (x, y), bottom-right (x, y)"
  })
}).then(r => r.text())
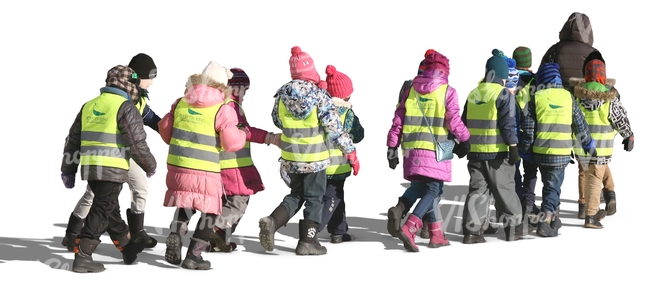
top-left (512, 46), bottom-right (532, 68)
top-left (485, 49), bottom-right (508, 80)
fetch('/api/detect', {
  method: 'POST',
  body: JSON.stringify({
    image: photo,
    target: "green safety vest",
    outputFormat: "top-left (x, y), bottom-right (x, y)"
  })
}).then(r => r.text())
top-left (533, 88), bottom-right (574, 155)
top-left (220, 100), bottom-right (254, 169)
top-left (401, 85), bottom-right (451, 152)
top-left (465, 83), bottom-right (508, 153)
top-left (167, 99), bottom-right (223, 172)
top-left (326, 109), bottom-right (351, 175)
top-left (574, 99), bottom-right (616, 157)
top-left (279, 100), bottom-right (329, 162)
top-left (80, 93), bottom-right (130, 170)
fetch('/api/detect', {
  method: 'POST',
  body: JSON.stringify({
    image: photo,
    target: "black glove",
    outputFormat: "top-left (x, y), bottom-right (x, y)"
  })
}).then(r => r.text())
top-left (454, 141), bottom-right (470, 159)
top-left (508, 145), bottom-right (519, 165)
top-left (623, 134), bottom-right (634, 152)
top-left (387, 147), bottom-right (399, 169)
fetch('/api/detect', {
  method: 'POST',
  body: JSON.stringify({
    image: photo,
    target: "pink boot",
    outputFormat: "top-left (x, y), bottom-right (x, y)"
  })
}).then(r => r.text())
top-left (397, 214), bottom-right (423, 252)
top-left (428, 221), bottom-right (450, 248)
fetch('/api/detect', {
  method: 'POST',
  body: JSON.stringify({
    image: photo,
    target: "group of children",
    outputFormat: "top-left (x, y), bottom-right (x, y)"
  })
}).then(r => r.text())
top-left (385, 45), bottom-right (633, 252)
top-left (60, 47), bottom-right (363, 273)
top-left (60, 36), bottom-right (633, 274)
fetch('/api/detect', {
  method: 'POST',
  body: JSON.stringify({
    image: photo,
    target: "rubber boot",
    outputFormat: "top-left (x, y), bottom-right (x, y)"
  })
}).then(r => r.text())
top-left (504, 223), bottom-right (523, 242)
top-left (603, 190), bottom-right (616, 216)
top-left (181, 238), bottom-right (211, 270)
top-left (126, 209), bottom-right (157, 248)
top-left (258, 205), bottom-right (291, 252)
top-left (295, 220), bottom-right (327, 255)
top-left (62, 213), bottom-right (84, 252)
top-left (419, 216), bottom-right (430, 239)
top-left (165, 221), bottom-right (188, 265)
top-left (427, 221), bottom-right (450, 248)
top-left (387, 197), bottom-right (411, 237)
top-left (578, 204), bottom-right (585, 219)
top-left (113, 234), bottom-right (146, 265)
top-left (397, 214), bottom-right (423, 252)
top-left (537, 211), bottom-right (559, 238)
top-left (330, 233), bottom-right (355, 244)
top-left (209, 227), bottom-right (237, 252)
top-left (72, 238), bottom-right (104, 273)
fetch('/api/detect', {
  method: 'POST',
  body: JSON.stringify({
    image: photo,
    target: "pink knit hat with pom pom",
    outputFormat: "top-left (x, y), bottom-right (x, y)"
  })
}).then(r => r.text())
top-left (325, 65), bottom-right (353, 99)
top-left (289, 46), bottom-right (321, 83)
top-left (421, 52), bottom-right (450, 77)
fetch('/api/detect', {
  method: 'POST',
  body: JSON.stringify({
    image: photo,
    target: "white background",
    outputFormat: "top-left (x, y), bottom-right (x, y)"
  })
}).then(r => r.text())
top-left (0, 0), bottom-right (646, 279)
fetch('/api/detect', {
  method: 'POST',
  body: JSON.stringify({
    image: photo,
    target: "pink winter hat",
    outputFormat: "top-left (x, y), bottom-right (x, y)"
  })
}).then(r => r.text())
top-left (423, 52), bottom-right (450, 77)
top-left (289, 46), bottom-right (321, 83)
top-left (325, 65), bottom-right (353, 99)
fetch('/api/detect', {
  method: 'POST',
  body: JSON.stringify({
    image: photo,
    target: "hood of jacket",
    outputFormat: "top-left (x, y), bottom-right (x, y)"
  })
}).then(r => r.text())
top-left (413, 75), bottom-right (448, 95)
top-left (277, 80), bottom-right (324, 119)
top-left (183, 73), bottom-right (230, 108)
top-left (572, 79), bottom-right (617, 111)
top-left (559, 12), bottom-right (594, 45)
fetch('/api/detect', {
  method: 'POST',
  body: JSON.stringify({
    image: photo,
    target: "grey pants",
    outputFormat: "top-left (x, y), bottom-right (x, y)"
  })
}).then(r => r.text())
top-left (214, 195), bottom-right (250, 230)
top-left (72, 159), bottom-right (148, 219)
top-left (462, 159), bottom-right (522, 235)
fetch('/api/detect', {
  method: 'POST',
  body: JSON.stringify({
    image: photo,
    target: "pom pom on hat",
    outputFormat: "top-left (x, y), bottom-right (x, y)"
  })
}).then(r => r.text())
top-left (325, 65), bottom-right (353, 99)
top-left (418, 49), bottom-right (437, 75)
top-left (289, 46), bottom-right (320, 83)
top-left (505, 57), bottom-right (519, 90)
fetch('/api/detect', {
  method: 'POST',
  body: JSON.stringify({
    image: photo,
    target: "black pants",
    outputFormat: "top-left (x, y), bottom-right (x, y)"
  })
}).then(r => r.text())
top-left (281, 170), bottom-right (327, 224)
top-left (317, 179), bottom-right (348, 235)
top-left (78, 181), bottom-right (129, 243)
top-left (173, 208), bottom-right (218, 242)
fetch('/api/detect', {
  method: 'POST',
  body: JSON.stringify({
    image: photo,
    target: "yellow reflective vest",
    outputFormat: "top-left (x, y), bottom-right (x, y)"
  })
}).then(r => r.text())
top-left (279, 100), bottom-right (329, 163)
top-left (533, 88), bottom-right (574, 155)
top-left (167, 99), bottom-right (223, 172)
top-left (402, 85), bottom-right (451, 152)
top-left (574, 99), bottom-right (616, 157)
top-left (465, 83), bottom-right (508, 153)
top-left (326, 109), bottom-right (351, 175)
top-left (80, 93), bottom-right (130, 170)
top-left (220, 100), bottom-right (254, 169)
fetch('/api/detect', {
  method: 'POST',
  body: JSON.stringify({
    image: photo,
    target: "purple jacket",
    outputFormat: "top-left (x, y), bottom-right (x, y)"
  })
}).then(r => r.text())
top-left (386, 75), bottom-right (470, 182)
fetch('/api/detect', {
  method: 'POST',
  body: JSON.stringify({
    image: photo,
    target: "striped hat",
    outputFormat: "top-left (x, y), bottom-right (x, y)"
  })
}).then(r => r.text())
top-left (513, 47), bottom-right (532, 69)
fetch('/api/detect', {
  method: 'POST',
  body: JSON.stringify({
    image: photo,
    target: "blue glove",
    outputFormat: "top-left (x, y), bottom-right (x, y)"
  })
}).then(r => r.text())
top-left (582, 138), bottom-right (597, 157)
top-left (518, 152), bottom-right (534, 163)
top-left (61, 173), bottom-right (75, 189)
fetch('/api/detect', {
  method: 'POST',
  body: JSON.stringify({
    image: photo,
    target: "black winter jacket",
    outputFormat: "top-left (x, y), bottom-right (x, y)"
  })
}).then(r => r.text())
top-left (61, 87), bottom-right (157, 183)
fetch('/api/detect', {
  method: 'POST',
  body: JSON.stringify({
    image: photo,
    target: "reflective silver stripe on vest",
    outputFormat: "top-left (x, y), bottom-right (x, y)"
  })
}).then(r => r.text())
top-left (220, 148), bottom-right (251, 160)
top-left (169, 144), bottom-right (219, 163)
top-left (280, 141), bottom-right (329, 154)
top-left (594, 139), bottom-right (614, 148)
top-left (80, 146), bottom-right (128, 158)
top-left (537, 124), bottom-right (572, 133)
top-left (325, 139), bottom-right (348, 165)
top-left (588, 124), bottom-right (615, 134)
top-left (172, 128), bottom-right (219, 146)
top-left (403, 116), bottom-right (445, 127)
top-left (469, 135), bottom-right (505, 145)
top-left (466, 119), bottom-right (497, 129)
top-left (282, 127), bottom-right (321, 138)
top-left (533, 139), bottom-right (573, 148)
top-left (402, 132), bottom-right (450, 143)
top-left (81, 131), bottom-right (122, 145)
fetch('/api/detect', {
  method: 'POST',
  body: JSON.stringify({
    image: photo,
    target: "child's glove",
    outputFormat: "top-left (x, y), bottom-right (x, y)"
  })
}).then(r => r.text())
top-left (61, 173), bottom-right (75, 189)
top-left (583, 138), bottom-right (597, 157)
top-left (387, 147), bottom-right (399, 169)
top-left (146, 170), bottom-right (156, 178)
top-left (347, 150), bottom-right (360, 176)
top-left (623, 134), bottom-right (634, 152)
top-left (454, 141), bottom-right (470, 159)
top-left (508, 145), bottom-right (519, 165)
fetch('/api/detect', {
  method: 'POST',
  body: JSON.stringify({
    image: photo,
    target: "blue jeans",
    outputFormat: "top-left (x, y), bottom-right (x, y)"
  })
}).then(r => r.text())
top-left (404, 179), bottom-right (444, 223)
top-left (538, 165), bottom-right (566, 213)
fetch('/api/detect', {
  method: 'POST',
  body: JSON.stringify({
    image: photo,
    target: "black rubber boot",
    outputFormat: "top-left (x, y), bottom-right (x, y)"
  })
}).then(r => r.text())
top-left (209, 227), bottom-right (237, 252)
top-left (258, 205), bottom-right (290, 252)
top-left (126, 209), bottom-right (157, 248)
top-left (72, 238), bottom-right (104, 273)
top-left (295, 220), bottom-right (327, 255)
top-left (504, 223), bottom-right (524, 241)
top-left (578, 204), bottom-right (585, 219)
top-left (62, 213), bottom-right (84, 252)
top-left (462, 234), bottom-right (486, 244)
top-left (165, 221), bottom-right (188, 265)
top-left (113, 234), bottom-right (146, 265)
top-left (537, 211), bottom-right (559, 238)
top-left (387, 197), bottom-right (411, 237)
top-left (181, 238), bottom-right (211, 270)
top-left (603, 190), bottom-right (616, 216)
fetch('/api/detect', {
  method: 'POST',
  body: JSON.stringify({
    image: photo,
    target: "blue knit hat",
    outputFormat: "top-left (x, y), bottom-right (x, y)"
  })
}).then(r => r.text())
top-left (536, 63), bottom-right (562, 86)
top-left (505, 57), bottom-right (519, 90)
top-left (485, 49), bottom-right (509, 80)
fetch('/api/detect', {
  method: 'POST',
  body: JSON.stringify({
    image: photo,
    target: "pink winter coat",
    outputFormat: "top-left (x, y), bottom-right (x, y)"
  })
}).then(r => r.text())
top-left (386, 75), bottom-right (470, 182)
top-left (221, 97), bottom-right (270, 196)
top-left (158, 82), bottom-right (247, 215)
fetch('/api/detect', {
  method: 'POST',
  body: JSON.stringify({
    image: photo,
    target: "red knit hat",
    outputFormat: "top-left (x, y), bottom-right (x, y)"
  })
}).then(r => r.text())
top-left (585, 59), bottom-right (606, 84)
top-left (289, 46), bottom-right (320, 83)
top-left (325, 65), bottom-right (353, 99)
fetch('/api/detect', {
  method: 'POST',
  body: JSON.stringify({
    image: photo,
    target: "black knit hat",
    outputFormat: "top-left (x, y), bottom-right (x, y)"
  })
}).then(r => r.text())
top-left (128, 53), bottom-right (157, 79)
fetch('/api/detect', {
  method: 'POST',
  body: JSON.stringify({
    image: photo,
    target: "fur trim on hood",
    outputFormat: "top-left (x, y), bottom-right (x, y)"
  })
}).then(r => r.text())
top-left (332, 97), bottom-right (352, 109)
top-left (186, 73), bottom-right (232, 99)
top-left (574, 84), bottom-right (617, 101)
top-left (569, 77), bottom-right (616, 87)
